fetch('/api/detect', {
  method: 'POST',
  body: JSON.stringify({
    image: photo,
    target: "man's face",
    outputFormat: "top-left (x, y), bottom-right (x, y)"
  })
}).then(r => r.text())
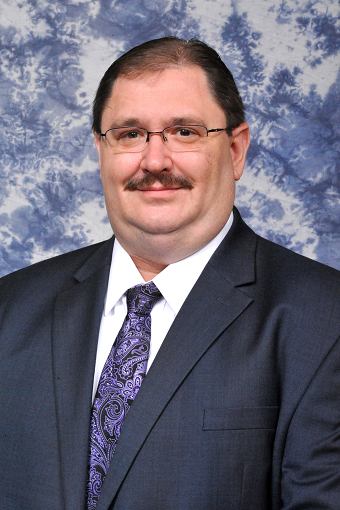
top-left (95, 65), bottom-right (249, 255)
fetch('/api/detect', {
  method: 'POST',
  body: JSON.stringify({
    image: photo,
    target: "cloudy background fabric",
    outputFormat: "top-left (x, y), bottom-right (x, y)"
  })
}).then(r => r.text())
top-left (0, 0), bottom-right (339, 276)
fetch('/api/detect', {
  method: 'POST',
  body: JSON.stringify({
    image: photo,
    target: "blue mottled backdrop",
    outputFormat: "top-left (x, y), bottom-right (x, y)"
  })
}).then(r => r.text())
top-left (0, 0), bottom-right (339, 276)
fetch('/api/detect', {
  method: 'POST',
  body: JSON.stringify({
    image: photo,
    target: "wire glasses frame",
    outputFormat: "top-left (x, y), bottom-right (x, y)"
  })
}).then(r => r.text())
top-left (98, 125), bottom-right (233, 153)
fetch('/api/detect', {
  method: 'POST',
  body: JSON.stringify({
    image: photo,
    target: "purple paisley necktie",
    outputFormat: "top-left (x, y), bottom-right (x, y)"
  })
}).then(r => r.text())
top-left (86, 282), bottom-right (162, 509)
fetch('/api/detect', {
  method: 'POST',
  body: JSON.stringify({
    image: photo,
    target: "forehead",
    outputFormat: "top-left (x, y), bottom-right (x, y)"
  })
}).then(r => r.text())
top-left (101, 66), bottom-right (226, 128)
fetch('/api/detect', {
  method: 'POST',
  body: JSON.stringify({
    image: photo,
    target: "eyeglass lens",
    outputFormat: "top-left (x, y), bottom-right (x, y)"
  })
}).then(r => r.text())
top-left (104, 125), bottom-right (208, 152)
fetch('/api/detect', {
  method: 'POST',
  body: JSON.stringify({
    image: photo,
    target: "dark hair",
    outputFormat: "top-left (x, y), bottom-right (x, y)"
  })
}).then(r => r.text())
top-left (92, 37), bottom-right (245, 134)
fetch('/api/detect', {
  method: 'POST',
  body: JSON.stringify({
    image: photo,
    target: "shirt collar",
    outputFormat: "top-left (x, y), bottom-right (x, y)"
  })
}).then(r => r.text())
top-left (104, 240), bottom-right (145, 315)
top-left (104, 211), bottom-right (233, 316)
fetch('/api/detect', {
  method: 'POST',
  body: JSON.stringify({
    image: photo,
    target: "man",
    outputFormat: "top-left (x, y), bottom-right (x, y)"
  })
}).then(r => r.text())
top-left (0, 37), bottom-right (340, 510)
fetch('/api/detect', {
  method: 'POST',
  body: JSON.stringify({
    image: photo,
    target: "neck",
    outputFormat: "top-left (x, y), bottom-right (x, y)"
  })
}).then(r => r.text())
top-left (129, 254), bottom-right (168, 281)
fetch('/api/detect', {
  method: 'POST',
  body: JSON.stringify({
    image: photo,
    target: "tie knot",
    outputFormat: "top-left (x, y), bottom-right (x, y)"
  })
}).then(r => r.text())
top-left (126, 282), bottom-right (162, 314)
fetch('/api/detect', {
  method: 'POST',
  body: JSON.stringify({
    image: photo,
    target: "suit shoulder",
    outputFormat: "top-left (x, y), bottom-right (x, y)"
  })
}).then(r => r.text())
top-left (254, 235), bottom-right (340, 327)
top-left (257, 234), bottom-right (340, 283)
top-left (0, 238), bottom-right (113, 298)
top-left (231, 208), bottom-right (340, 285)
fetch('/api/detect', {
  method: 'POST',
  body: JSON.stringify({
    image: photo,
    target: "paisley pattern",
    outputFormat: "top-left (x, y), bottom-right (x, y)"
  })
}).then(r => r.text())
top-left (86, 282), bottom-right (162, 509)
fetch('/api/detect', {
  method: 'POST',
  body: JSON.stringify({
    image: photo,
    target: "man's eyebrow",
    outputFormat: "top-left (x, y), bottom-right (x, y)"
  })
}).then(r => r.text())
top-left (108, 118), bottom-right (142, 129)
top-left (168, 116), bottom-right (206, 126)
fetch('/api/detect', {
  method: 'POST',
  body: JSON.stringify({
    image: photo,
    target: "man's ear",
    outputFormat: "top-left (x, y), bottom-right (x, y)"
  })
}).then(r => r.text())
top-left (230, 123), bottom-right (250, 181)
top-left (94, 132), bottom-right (102, 169)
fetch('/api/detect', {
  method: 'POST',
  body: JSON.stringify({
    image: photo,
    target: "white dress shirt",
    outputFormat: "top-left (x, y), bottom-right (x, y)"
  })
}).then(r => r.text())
top-left (92, 212), bottom-right (233, 401)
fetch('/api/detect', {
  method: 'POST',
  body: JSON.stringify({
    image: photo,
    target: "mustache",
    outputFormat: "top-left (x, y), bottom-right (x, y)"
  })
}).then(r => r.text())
top-left (124, 172), bottom-right (194, 191)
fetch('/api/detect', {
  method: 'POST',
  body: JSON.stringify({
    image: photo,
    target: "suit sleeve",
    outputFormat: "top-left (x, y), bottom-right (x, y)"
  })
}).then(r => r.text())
top-left (281, 335), bottom-right (340, 509)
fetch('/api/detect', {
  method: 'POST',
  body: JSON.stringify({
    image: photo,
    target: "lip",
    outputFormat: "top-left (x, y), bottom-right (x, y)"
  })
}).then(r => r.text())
top-left (137, 186), bottom-right (183, 194)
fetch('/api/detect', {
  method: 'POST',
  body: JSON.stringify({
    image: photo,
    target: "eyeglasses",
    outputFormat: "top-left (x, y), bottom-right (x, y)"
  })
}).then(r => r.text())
top-left (98, 125), bottom-right (233, 153)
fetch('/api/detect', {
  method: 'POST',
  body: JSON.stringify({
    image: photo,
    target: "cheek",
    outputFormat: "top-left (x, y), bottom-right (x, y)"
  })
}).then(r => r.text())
top-left (173, 152), bottom-right (211, 183)
top-left (208, 146), bottom-right (234, 184)
top-left (100, 152), bottom-right (142, 186)
top-left (190, 151), bottom-right (225, 189)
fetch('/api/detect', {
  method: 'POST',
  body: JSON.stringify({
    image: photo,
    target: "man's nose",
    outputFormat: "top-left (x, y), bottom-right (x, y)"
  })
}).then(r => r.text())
top-left (140, 132), bottom-right (173, 173)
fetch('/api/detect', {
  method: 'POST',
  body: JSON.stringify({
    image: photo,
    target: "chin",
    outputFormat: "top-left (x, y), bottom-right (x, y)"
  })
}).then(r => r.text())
top-left (138, 223), bottom-right (182, 236)
top-left (127, 210), bottom-right (189, 235)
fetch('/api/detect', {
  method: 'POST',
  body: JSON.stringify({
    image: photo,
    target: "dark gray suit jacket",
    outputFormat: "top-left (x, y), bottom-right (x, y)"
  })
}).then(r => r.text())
top-left (1, 208), bottom-right (340, 509)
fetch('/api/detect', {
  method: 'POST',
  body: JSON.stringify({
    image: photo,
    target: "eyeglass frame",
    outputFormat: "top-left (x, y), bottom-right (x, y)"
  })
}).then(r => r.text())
top-left (97, 124), bottom-right (234, 153)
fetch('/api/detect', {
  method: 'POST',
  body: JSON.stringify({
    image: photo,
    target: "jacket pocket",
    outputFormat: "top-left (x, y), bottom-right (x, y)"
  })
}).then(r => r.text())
top-left (203, 406), bottom-right (279, 430)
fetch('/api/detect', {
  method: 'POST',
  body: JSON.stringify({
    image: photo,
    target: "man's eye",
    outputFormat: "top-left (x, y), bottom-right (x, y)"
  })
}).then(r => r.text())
top-left (177, 128), bottom-right (196, 137)
top-left (121, 130), bottom-right (141, 139)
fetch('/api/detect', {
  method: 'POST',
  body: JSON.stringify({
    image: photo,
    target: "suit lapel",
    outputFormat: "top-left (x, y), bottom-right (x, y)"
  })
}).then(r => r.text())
top-left (97, 209), bottom-right (257, 510)
top-left (51, 239), bottom-right (113, 510)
